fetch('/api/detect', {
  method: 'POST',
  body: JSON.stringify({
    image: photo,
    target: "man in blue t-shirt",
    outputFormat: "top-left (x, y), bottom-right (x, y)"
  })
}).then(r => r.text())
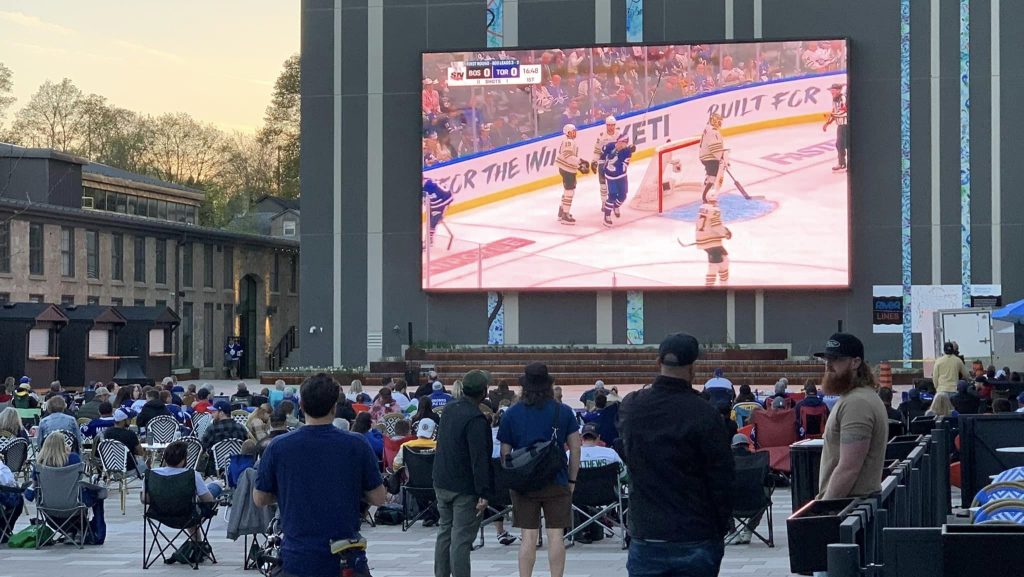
top-left (497, 362), bottom-right (580, 577)
top-left (255, 374), bottom-right (385, 577)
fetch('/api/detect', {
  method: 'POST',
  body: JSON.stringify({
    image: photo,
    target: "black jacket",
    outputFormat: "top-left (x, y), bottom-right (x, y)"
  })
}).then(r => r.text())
top-left (137, 399), bottom-right (169, 429)
top-left (432, 397), bottom-right (493, 500)
top-left (335, 399), bottom-right (357, 422)
top-left (618, 375), bottom-right (734, 542)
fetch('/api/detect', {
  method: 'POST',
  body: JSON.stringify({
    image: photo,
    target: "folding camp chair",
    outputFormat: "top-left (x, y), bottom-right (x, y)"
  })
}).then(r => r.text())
top-left (751, 408), bottom-right (800, 474)
top-left (97, 438), bottom-right (132, 514)
top-left (731, 402), bottom-right (763, 428)
top-left (0, 479), bottom-right (26, 543)
top-left (142, 469), bottom-right (218, 569)
top-left (191, 412), bottom-right (213, 440)
top-left (181, 436), bottom-right (205, 471)
top-left (704, 387), bottom-right (735, 413)
top-left (34, 462), bottom-right (90, 548)
top-left (400, 448), bottom-right (437, 531)
top-left (0, 438), bottom-right (30, 484)
top-left (798, 404), bottom-right (829, 439)
top-left (564, 463), bottom-right (625, 545)
top-left (383, 435), bottom-right (415, 471)
top-left (473, 458), bottom-right (514, 550)
top-left (379, 413), bottom-right (404, 438)
top-left (146, 416), bottom-right (179, 445)
top-left (732, 450), bottom-right (775, 547)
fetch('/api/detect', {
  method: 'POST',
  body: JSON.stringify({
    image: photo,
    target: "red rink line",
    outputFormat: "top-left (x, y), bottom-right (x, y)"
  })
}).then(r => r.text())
top-left (428, 237), bottom-right (535, 275)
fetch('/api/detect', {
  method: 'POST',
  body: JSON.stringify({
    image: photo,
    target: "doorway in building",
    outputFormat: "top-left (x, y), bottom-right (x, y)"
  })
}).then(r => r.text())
top-left (238, 275), bottom-right (259, 378)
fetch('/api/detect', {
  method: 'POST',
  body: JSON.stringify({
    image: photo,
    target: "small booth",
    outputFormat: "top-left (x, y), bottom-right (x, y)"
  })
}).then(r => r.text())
top-left (0, 303), bottom-right (69, 387)
top-left (113, 306), bottom-right (180, 386)
top-left (58, 305), bottom-right (127, 387)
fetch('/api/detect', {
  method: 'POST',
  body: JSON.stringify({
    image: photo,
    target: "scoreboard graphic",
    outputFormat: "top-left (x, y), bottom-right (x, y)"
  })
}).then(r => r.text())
top-left (447, 60), bottom-right (542, 86)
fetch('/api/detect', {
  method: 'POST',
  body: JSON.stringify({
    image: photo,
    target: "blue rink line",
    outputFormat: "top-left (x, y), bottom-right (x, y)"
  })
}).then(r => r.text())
top-left (663, 193), bottom-right (778, 223)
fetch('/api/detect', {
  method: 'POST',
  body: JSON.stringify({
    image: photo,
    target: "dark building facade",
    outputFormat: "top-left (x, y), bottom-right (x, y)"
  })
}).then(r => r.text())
top-left (0, 144), bottom-right (300, 380)
top-left (300, 0), bottom-right (1019, 366)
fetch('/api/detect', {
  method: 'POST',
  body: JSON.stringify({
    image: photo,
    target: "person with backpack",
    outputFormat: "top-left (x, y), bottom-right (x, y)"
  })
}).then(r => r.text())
top-left (497, 362), bottom-right (581, 577)
top-left (12, 379), bottom-right (38, 409)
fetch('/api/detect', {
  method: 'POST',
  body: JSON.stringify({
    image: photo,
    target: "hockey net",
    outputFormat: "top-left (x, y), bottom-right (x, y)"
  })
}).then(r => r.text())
top-left (629, 138), bottom-right (705, 213)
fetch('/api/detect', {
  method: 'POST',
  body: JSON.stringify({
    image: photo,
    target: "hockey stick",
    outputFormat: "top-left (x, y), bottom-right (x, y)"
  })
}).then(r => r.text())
top-left (725, 167), bottom-right (763, 200)
top-left (677, 237), bottom-right (697, 248)
top-left (440, 220), bottom-right (455, 251)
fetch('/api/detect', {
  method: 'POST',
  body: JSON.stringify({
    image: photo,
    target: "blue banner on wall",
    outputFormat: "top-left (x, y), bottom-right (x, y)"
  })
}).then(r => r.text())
top-left (626, 0), bottom-right (643, 43)
top-left (487, 0), bottom-right (503, 48)
top-left (487, 291), bottom-right (504, 345)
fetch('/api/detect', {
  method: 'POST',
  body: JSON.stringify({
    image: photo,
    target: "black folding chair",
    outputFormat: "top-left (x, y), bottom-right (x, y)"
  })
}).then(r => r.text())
top-left (473, 458), bottom-right (513, 550)
top-left (0, 438), bottom-right (30, 484)
top-left (142, 469), bottom-right (218, 569)
top-left (564, 463), bottom-right (625, 545)
top-left (34, 462), bottom-right (91, 548)
top-left (0, 480), bottom-right (27, 543)
top-left (732, 450), bottom-right (775, 547)
top-left (400, 448), bottom-right (437, 531)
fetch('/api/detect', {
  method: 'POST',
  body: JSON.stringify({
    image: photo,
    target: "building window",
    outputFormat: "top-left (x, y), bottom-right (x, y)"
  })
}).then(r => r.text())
top-left (60, 295), bottom-right (74, 306)
top-left (134, 299), bottom-right (146, 307)
top-left (134, 236), bottom-right (146, 283)
top-left (28, 328), bottom-right (50, 357)
top-left (110, 297), bottom-right (123, 306)
top-left (111, 233), bottom-right (124, 281)
top-left (223, 246), bottom-right (234, 290)
top-left (223, 303), bottom-right (234, 340)
top-left (181, 302), bottom-right (193, 366)
top-left (88, 329), bottom-right (110, 357)
top-left (155, 239), bottom-right (167, 284)
top-left (28, 223), bottom-right (44, 276)
top-left (86, 230), bottom-right (100, 279)
top-left (29, 294), bottom-right (44, 303)
top-left (283, 220), bottom-right (296, 237)
top-left (182, 243), bottom-right (193, 287)
top-left (289, 255), bottom-right (297, 293)
top-left (86, 296), bottom-right (100, 305)
top-left (0, 221), bottom-right (9, 273)
top-left (203, 244), bottom-right (214, 288)
top-left (155, 299), bottom-right (167, 307)
top-left (272, 254), bottom-right (280, 292)
top-left (0, 293), bottom-right (9, 304)
top-left (60, 227), bottom-right (75, 278)
top-left (203, 302), bottom-right (214, 367)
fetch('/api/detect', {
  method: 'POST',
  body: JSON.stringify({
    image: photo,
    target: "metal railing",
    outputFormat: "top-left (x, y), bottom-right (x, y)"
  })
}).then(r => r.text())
top-left (267, 326), bottom-right (297, 372)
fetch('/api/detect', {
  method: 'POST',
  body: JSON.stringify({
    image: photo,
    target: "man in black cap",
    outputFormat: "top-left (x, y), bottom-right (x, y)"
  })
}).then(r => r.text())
top-left (814, 333), bottom-right (889, 501)
top-left (497, 362), bottom-right (580, 577)
top-left (433, 370), bottom-right (494, 577)
top-left (618, 333), bottom-right (734, 577)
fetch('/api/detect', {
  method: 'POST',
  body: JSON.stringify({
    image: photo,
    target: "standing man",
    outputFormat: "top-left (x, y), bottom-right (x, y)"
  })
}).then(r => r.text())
top-left (254, 374), bottom-right (386, 577)
top-left (498, 363), bottom-right (581, 577)
top-left (433, 370), bottom-right (494, 577)
top-left (619, 333), bottom-right (734, 577)
top-left (699, 112), bottom-right (725, 202)
top-left (555, 123), bottom-right (587, 226)
top-left (932, 341), bottom-right (970, 395)
top-left (422, 177), bottom-right (454, 249)
top-left (814, 333), bottom-right (889, 501)
top-left (696, 190), bottom-right (731, 287)
top-left (823, 83), bottom-right (849, 171)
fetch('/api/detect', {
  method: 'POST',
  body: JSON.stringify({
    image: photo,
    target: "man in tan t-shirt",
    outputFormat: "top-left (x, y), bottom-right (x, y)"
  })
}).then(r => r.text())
top-left (814, 333), bottom-right (889, 499)
top-left (932, 341), bottom-right (970, 394)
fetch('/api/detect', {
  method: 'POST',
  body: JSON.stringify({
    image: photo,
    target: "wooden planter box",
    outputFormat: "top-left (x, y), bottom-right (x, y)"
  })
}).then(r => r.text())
top-left (786, 498), bottom-right (858, 574)
top-left (260, 372), bottom-right (366, 387)
top-left (172, 368), bottom-right (200, 380)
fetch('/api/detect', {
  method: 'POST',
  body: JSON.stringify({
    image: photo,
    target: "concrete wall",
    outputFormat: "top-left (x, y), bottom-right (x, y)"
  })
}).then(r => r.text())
top-left (300, 0), bottom-right (1018, 366)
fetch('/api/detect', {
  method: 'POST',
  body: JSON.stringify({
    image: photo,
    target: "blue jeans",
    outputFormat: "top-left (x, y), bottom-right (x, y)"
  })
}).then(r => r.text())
top-left (627, 538), bottom-right (725, 577)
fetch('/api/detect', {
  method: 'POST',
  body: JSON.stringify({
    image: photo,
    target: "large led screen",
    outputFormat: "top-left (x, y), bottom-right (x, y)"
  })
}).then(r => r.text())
top-left (422, 40), bottom-right (849, 290)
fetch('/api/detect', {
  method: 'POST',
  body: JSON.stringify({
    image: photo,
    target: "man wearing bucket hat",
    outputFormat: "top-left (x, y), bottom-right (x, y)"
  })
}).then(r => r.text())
top-left (12, 377), bottom-right (38, 409)
top-left (432, 369), bottom-right (495, 577)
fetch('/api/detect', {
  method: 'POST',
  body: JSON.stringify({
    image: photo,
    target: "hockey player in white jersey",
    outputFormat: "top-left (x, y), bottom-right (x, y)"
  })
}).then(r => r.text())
top-left (555, 123), bottom-right (590, 225)
top-left (699, 112), bottom-right (725, 202)
top-left (695, 189), bottom-right (731, 286)
top-left (590, 116), bottom-right (618, 210)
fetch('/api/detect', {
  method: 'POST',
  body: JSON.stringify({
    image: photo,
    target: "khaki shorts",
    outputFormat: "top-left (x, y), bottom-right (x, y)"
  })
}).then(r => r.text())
top-left (511, 483), bottom-right (572, 530)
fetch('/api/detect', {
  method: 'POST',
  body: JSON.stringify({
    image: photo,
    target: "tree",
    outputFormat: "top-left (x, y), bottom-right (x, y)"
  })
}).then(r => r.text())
top-left (219, 132), bottom-right (276, 205)
top-left (259, 53), bottom-right (300, 197)
top-left (12, 78), bottom-right (86, 151)
top-left (96, 110), bottom-right (154, 174)
top-left (147, 112), bottom-right (224, 184)
top-left (0, 63), bottom-right (14, 136)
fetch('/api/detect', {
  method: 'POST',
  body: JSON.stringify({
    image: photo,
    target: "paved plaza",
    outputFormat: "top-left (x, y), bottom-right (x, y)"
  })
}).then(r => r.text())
top-left (0, 477), bottom-right (797, 577)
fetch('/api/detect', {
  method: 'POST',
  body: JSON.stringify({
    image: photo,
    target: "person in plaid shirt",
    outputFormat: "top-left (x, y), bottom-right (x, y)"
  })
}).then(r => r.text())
top-left (200, 401), bottom-right (249, 451)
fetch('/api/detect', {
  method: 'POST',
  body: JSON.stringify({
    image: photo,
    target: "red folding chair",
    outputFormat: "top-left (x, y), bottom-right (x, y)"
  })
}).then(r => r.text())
top-left (383, 435), bottom-right (416, 471)
top-left (798, 404), bottom-right (829, 439)
top-left (751, 408), bottom-right (800, 474)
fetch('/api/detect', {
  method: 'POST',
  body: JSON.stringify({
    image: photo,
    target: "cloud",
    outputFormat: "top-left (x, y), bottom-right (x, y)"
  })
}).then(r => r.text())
top-left (111, 39), bottom-right (185, 65)
top-left (11, 42), bottom-right (68, 57)
top-left (0, 11), bottom-right (75, 35)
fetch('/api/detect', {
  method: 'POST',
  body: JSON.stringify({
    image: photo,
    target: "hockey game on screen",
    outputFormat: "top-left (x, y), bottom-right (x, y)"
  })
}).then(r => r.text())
top-left (421, 39), bottom-right (849, 291)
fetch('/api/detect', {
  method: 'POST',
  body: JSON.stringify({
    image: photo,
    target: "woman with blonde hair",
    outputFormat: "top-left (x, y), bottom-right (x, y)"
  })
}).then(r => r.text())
top-left (36, 431), bottom-right (80, 468)
top-left (925, 392), bottom-right (956, 418)
top-left (0, 407), bottom-right (28, 440)
top-left (347, 380), bottom-right (371, 404)
top-left (246, 404), bottom-right (272, 441)
top-left (451, 379), bottom-right (464, 400)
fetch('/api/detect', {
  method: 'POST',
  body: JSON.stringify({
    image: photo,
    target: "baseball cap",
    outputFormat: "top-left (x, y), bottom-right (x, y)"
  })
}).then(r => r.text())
top-left (432, 381), bottom-right (443, 391)
top-left (580, 423), bottom-right (600, 439)
top-left (594, 380), bottom-right (605, 389)
top-left (19, 376), bottom-right (31, 384)
top-left (94, 386), bottom-right (110, 397)
top-left (15, 383), bottom-right (30, 395)
top-left (813, 333), bottom-right (865, 360)
top-left (213, 401), bottom-right (232, 414)
top-left (713, 368), bottom-right (724, 378)
top-left (462, 370), bottom-right (490, 396)
top-left (731, 433), bottom-right (751, 447)
top-left (113, 409), bottom-right (131, 423)
top-left (658, 333), bottom-right (700, 367)
top-left (416, 419), bottom-right (436, 439)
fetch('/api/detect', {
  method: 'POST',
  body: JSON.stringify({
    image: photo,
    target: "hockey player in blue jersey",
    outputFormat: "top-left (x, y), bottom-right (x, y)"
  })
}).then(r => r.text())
top-left (601, 133), bottom-right (635, 228)
top-left (422, 177), bottom-right (453, 248)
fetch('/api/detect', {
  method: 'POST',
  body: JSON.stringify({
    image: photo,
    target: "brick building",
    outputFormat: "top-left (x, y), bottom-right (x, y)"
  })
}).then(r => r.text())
top-left (0, 144), bottom-right (299, 379)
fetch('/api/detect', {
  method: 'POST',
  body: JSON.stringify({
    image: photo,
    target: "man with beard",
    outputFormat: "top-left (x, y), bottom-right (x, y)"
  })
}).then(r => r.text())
top-left (813, 333), bottom-right (888, 502)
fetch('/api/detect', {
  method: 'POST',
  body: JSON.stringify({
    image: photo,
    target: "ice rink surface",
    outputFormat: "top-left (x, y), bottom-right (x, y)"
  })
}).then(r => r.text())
top-left (424, 123), bottom-right (850, 290)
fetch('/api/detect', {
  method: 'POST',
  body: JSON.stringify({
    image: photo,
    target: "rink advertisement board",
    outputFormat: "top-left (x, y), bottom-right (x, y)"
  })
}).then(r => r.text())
top-left (422, 40), bottom-right (850, 291)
